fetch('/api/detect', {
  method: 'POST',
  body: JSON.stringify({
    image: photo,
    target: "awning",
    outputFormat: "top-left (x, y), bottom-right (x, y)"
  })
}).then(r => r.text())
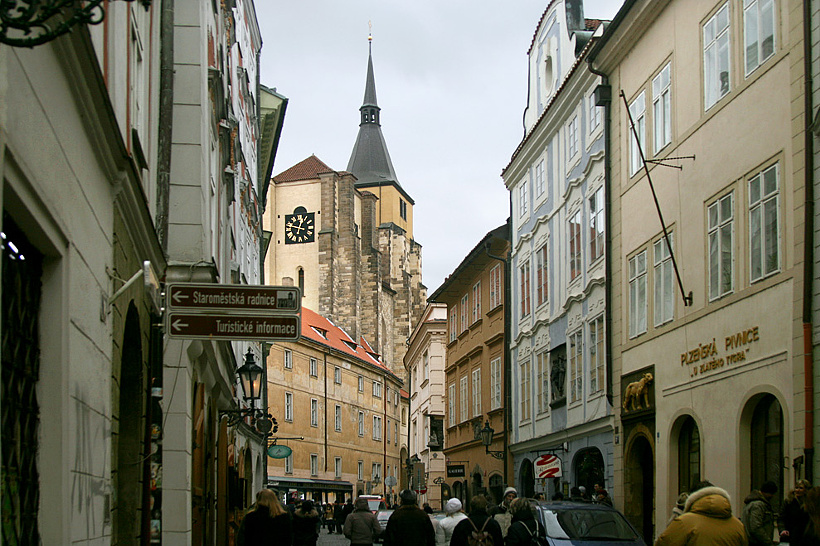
top-left (267, 476), bottom-right (354, 493)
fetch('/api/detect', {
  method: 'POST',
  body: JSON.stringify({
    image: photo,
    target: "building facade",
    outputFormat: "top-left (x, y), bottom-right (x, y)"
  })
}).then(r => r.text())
top-left (404, 303), bottom-right (448, 509)
top-left (588, 0), bottom-right (811, 540)
top-left (502, 0), bottom-right (612, 502)
top-left (266, 308), bottom-right (404, 504)
top-left (429, 224), bottom-right (510, 506)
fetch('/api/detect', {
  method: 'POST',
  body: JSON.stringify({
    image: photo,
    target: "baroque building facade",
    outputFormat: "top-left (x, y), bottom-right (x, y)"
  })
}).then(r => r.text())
top-left (502, 0), bottom-right (612, 502)
top-left (588, 0), bottom-right (813, 540)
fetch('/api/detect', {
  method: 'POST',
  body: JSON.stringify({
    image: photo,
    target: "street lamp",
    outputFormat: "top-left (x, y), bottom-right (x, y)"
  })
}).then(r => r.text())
top-left (480, 421), bottom-right (505, 460)
top-left (220, 348), bottom-right (270, 431)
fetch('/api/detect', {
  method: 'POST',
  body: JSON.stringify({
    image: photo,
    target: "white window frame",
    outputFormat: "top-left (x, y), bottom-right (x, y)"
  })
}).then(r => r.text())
top-left (652, 63), bottom-right (672, 154)
top-left (358, 411), bottom-right (364, 436)
top-left (588, 89), bottom-right (602, 134)
top-left (372, 463), bottom-right (381, 482)
top-left (373, 381), bottom-right (382, 398)
top-left (490, 264), bottom-right (502, 309)
top-left (284, 349), bottom-right (293, 369)
top-left (471, 281), bottom-right (481, 323)
top-left (654, 234), bottom-right (675, 326)
top-left (334, 366), bottom-right (342, 384)
top-left (335, 457), bottom-right (343, 478)
top-left (569, 330), bottom-right (583, 403)
top-left (708, 192), bottom-right (734, 300)
top-left (394, 422), bottom-right (398, 445)
top-left (629, 250), bottom-right (648, 338)
top-left (589, 186), bottom-right (605, 263)
top-left (629, 91), bottom-right (646, 176)
top-left (448, 383), bottom-right (456, 426)
top-left (285, 454), bottom-right (293, 474)
top-left (460, 294), bottom-right (469, 332)
top-left (472, 368), bottom-right (481, 417)
top-left (519, 180), bottom-right (529, 217)
top-left (423, 351), bottom-right (429, 382)
top-left (520, 260), bottom-right (531, 317)
top-left (335, 404), bottom-right (342, 432)
top-left (589, 316), bottom-right (605, 395)
top-left (490, 357), bottom-right (502, 411)
top-left (569, 209), bottom-right (583, 281)
top-left (744, 0), bottom-right (775, 76)
top-left (567, 115), bottom-right (579, 161)
top-left (285, 392), bottom-right (293, 422)
top-left (459, 375), bottom-right (468, 422)
top-left (537, 350), bottom-right (550, 414)
top-left (373, 415), bottom-right (382, 440)
top-left (310, 398), bottom-right (318, 427)
top-left (310, 454), bottom-right (318, 476)
top-left (749, 164), bottom-right (780, 281)
top-left (704, 3), bottom-right (731, 110)
top-left (358, 460), bottom-right (364, 481)
top-left (536, 244), bottom-right (548, 307)
top-left (449, 307), bottom-right (457, 342)
top-left (534, 160), bottom-right (545, 198)
top-left (358, 375), bottom-right (364, 392)
top-left (309, 357), bottom-right (318, 377)
top-left (520, 360), bottom-right (531, 422)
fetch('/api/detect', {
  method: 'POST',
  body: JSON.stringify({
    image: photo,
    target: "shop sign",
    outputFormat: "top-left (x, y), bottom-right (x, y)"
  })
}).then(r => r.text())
top-left (535, 454), bottom-right (562, 478)
top-left (447, 465), bottom-right (465, 478)
top-left (680, 325), bottom-right (760, 378)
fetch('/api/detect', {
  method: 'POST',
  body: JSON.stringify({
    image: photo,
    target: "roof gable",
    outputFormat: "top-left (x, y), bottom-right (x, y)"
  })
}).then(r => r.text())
top-left (274, 154), bottom-right (334, 183)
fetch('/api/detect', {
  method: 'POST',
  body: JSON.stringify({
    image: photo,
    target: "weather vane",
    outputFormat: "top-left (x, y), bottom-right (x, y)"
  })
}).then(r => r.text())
top-left (368, 20), bottom-right (373, 42)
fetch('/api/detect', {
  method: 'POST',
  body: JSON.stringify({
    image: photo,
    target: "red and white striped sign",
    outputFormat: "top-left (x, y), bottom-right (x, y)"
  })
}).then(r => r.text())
top-left (535, 454), bottom-right (562, 478)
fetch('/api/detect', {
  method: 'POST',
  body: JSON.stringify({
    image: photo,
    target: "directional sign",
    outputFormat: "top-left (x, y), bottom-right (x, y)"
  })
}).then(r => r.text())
top-left (167, 283), bottom-right (301, 313)
top-left (535, 454), bottom-right (562, 479)
top-left (166, 313), bottom-right (301, 342)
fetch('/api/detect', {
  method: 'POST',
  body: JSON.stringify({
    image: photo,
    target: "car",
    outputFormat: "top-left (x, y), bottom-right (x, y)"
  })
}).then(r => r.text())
top-left (359, 494), bottom-right (387, 513)
top-left (374, 509), bottom-right (394, 543)
top-left (531, 500), bottom-right (648, 546)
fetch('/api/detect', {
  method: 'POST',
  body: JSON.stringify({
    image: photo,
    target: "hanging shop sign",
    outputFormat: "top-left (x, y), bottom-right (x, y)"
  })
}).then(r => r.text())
top-left (535, 454), bottom-right (562, 479)
top-left (446, 465), bottom-right (465, 478)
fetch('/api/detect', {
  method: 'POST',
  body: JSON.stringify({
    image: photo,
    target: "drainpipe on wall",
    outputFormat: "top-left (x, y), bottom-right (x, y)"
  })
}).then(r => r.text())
top-left (156, 0), bottom-right (174, 253)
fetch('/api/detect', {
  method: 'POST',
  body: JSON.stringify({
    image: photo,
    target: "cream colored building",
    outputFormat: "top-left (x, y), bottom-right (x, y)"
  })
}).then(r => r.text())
top-left (404, 303), bottom-right (448, 509)
top-left (588, 0), bottom-right (810, 540)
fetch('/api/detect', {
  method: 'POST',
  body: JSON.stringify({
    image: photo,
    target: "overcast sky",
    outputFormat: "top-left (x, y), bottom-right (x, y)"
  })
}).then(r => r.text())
top-left (256, 1), bottom-right (624, 294)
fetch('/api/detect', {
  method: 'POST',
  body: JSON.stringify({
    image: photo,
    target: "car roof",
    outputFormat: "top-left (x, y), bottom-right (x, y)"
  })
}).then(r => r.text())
top-left (533, 501), bottom-right (619, 511)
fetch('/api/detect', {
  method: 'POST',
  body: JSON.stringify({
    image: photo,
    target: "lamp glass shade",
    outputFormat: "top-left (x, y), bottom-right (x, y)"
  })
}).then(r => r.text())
top-left (237, 349), bottom-right (263, 401)
top-left (480, 421), bottom-right (494, 447)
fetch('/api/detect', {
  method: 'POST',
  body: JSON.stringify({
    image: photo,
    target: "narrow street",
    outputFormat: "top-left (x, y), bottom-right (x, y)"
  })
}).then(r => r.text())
top-left (317, 527), bottom-right (353, 546)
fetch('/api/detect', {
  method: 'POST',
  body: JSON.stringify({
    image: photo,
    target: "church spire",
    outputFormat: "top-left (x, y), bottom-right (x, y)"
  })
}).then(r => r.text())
top-left (346, 30), bottom-right (401, 187)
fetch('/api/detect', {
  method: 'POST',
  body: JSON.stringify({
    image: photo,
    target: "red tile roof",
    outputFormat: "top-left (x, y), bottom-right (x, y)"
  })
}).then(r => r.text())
top-left (300, 307), bottom-right (399, 380)
top-left (273, 155), bottom-right (334, 183)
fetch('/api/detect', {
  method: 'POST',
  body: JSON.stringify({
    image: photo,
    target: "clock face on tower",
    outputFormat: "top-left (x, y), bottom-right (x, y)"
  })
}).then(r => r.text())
top-left (284, 206), bottom-right (315, 244)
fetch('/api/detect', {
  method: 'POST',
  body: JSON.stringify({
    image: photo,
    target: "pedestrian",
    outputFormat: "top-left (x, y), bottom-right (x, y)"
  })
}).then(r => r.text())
top-left (505, 497), bottom-right (544, 546)
top-left (423, 504), bottom-right (446, 545)
top-left (292, 499), bottom-right (321, 546)
top-left (595, 489), bottom-right (613, 507)
top-left (324, 502), bottom-right (335, 531)
top-left (492, 486), bottom-right (517, 537)
top-left (344, 496), bottom-right (383, 546)
top-left (450, 495), bottom-right (503, 546)
top-left (533, 493), bottom-right (545, 501)
top-left (236, 489), bottom-right (293, 546)
top-left (569, 487), bottom-right (584, 502)
top-left (579, 486), bottom-right (589, 502)
top-left (742, 481), bottom-right (778, 546)
top-left (333, 499), bottom-right (345, 534)
top-left (802, 486), bottom-right (820, 544)
top-left (666, 493), bottom-right (689, 527)
top-left (440, 498), bottom-right (468, 546)
top-left (383, 489), bottom-right (435, 546)
top-left (654, 480), bottom-right (746, 546)
top-left (779, 480), bottom-right (811, 544)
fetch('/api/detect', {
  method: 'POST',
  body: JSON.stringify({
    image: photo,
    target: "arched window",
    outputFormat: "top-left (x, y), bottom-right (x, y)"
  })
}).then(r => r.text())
top-left (751, 394), bottom-right (783, 509)
top-left (678, 417), bottom-right (700, 493)
top-left (298, 268), bottom-right (304, 295)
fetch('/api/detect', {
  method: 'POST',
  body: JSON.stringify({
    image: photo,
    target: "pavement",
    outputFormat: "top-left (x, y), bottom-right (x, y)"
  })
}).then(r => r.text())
top-left (318, 526), bottom-right (352, 546)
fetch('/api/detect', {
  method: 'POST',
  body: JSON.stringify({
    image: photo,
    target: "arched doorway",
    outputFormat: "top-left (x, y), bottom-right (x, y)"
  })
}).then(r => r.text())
top-left (574, 448), bottom-right (605, 493)
top-left (471, 466), bottom-right (484, 498)
top-left (750, 394), bottom-right (783, 511)
top-left (624, 434), bottom-right (654, 543)
top-left (489, 474), bottom-right (504, 505)
top-left (519, 459), bottom-right (535, 498)
top-left (453, 480), bottom-right (464, 504)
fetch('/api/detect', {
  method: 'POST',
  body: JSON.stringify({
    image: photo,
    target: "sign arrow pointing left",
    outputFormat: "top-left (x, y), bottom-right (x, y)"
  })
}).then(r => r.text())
top-left (171, 318), bottom-right (189, 331)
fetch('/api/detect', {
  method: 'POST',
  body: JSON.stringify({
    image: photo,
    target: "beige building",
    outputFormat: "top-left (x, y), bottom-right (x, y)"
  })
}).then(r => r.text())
top-left (266, 307), bottom-right (404, 503)
top-left (404, 303), bottom-right (448, 509)
top-left (429, 224), bottom-right (511, 505)
top-left (588, 0), bottom-right (810, 540)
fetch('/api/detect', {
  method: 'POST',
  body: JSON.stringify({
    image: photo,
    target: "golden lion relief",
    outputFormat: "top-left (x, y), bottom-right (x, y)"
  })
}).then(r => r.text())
top-left (622, 372), bottom-right (653, 412)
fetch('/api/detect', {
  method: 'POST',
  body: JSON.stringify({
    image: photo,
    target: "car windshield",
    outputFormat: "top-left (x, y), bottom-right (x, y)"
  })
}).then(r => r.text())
top-left (539, 508), bottom-right (639, 541)
top-left (368, 500), bottom-right (385, 511)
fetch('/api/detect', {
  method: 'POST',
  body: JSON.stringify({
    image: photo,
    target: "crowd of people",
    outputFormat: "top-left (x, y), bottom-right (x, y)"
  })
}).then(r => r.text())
top-left (235, 479), bottom-right (820, 546)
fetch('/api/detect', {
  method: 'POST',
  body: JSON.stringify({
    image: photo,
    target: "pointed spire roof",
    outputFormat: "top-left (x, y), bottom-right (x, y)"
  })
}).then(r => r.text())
top-left (346, 36), bottom-right (404, 190)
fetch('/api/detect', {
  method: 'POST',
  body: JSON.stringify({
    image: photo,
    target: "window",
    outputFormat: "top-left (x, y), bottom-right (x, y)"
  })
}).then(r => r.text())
top-left (460, 376), bottom-right (468, 422)
top-left (357, 375), bottom-right (364, 392)
top-left (536, 244), bottom-right (548, 307)
top-left (285, 392), bottom-right (293, 421)
top-left (373, 416), bottom-right (382, 440)
top-left (490, 358), bottom-right (502, 410)
top-left (569, 330), bottom-right (583, 403)
top-left (400, 198), bottom-right (407, 220)
top-left (448, 383), bottom-right (456, 426)
top-left (335, 457), bottom-right (343, 478)
top-left (535, 160), bottom-right (545, 198)
top-left (744, 0), bottom-right (775, 75)
top-left (708, 192), bottom-right (734, 300)
top-left (569, 210), bottom-right (582, 280)
top-left (520, 360), bottom-right (531, 421)
top-left (387, 418), bottom-right (391, 443)
top-left (460, 294), bottom-right (468, 333)
top-left (629, 91), bottom-right (646, 176)
top-left (310, 357), bottom-right (318, 377)
top-left (629, 251), bottom-right (648, 338)
top-left (520, 180), bottom-right (528, 217)
top-left (285, 453), bottom-right (293, 474)
top-left (490, 264), bottom-right (503, 309)
top-left (589, 187), bottom-right (605, 263)
top-left (654, 234), bottom-right (675, 326)
top-left (373, 381), bottom-right (382, 398)
top-left (358, 461), bottom-right (364, 481)
top-left (704, 3), bottom-right (731, 109)
top-left (678, 417), bottom-right (701, 494)
top-left (652, 63), bottom-right (672, 153)
top-left (449, 307), bottom-right (457, 343)
top-left (589, 91), bottom-right (602, 133)
top-left (472, 369), bottom-right (481, 416)
top-left (358, 411), bottom-right (364, 436)
top-left (394, 423), bottom-right (398, 445)
top-left (567, 115), bottom-right (579, 159)
top-left (310, 398), bottom-right (318, 427)
top-left (520, 260), bottom-right (531, 317)
top-left (537, 351), bottom-right (549, 413)
top-left (310, 454), bottom-right (318, 476)
top-left (372, 463), bottom-right (382, 482)
top-left (423, 352), bottom-right (429, 382)
top-left (335, 404), bottom-right (342, 432)
top-left (589, 316), bottom-right (605, 394)
top-left (334, 366), bottom-right (342, 384)
top-left (471, 281), bottom-right (481, 323)
top-left (750, 164), bottom-right (780, 281)
top-left (284, 349), bottom-right (292, 369)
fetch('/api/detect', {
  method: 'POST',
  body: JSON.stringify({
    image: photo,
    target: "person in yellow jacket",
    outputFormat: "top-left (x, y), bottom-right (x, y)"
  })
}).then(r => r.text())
top-left (655, 481), bottom-right (747, 546)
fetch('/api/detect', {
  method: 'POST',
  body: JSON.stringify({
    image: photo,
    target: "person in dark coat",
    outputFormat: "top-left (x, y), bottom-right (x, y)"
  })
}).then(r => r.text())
top-left (333, 500), bottom-right (345, 534)
top-left (742, 481), bottom-right (778, 546)
top-left (343, 497), bottom-right (356, 526)
top-left (292, 499), bottom-right (321, 546)
top-left (383, 489), bottom-right (436, 546)
top-left (344, 496), bottom-right (383, 546)
top-left (780, 480), bottom-right (811, 545)
top-left (505, 497), bottom-right (543, 546)
top-left (237, 489), bottom-right (293, 546)
top-left (450, 495), bottom-right (504, 546)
